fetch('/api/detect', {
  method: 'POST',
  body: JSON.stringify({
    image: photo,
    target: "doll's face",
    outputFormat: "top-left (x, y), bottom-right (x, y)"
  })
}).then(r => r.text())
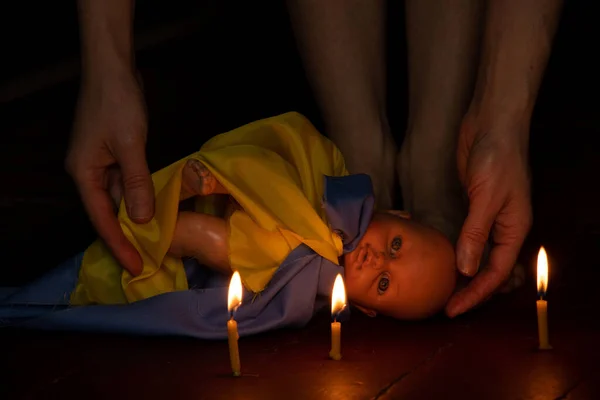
top-left (343, 212), bottom-right (456, 320)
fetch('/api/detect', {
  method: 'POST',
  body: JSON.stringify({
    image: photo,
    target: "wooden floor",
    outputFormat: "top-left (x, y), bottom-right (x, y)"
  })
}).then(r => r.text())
top-left (1, 1), bottom-right (599, 398)
top-left (2, 239), bottom-right (599, 399)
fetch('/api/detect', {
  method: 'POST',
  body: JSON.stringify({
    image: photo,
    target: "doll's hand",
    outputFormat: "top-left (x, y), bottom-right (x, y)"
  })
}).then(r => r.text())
top-left (66, 71), bottom-right (152, 276)
top-left (446, 114), bottom-right (533, 317)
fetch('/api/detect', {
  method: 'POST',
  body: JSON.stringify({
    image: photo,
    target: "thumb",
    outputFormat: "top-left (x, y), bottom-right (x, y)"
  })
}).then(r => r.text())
top-left (116, 142), bottom-right (155, 223)
top-left (456, 193), bottom-right (498, 277)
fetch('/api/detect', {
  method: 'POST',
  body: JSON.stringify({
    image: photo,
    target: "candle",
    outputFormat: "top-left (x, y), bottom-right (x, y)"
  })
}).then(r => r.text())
top-left (329, 273), bottom-right (346, 361)
top-left (227, 271), bottom-right (243, 376)
top-left (536, 247), bottom-right (552, 350)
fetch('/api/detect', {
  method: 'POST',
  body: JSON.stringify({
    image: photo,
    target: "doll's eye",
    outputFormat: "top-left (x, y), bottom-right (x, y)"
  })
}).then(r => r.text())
top-left (378, 275), bottom-right (390, 294)
top-left (391, 236), bottom-right (402, 254)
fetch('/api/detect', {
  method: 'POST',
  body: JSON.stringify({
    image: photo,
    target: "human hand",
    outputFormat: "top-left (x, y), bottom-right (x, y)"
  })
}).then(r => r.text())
top-left (445, 113), bottom-right (533, 317)
top-left (66, 71), bottom-right (153, 276)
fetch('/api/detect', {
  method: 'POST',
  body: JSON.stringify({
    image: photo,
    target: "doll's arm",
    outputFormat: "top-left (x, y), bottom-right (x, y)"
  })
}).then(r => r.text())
top-left (168, 211), bottom-right (231, 275)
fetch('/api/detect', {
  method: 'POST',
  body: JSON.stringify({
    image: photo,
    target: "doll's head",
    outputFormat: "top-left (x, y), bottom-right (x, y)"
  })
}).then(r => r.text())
top-left (343, 211), bottom-right (456, 320)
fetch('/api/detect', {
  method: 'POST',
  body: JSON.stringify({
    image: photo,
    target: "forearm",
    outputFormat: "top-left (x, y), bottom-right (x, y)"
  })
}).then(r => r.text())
top-left (471, 0), bottom-right (564, 125)
top-left (169, 212), bottom-right (231, 276)
top-left (77, 0), bottom-right (136, 81)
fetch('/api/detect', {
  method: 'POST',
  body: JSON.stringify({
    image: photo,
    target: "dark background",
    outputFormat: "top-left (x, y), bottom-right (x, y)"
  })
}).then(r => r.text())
top-left (0, 0), bottom-right (597, 286)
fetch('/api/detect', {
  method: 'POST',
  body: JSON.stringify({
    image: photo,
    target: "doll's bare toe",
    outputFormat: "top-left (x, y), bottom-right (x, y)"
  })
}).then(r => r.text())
top-left (180, 159), bottom-right (212, 199)
top-left (191, 160), bottom-right (210, 178)
top-left (200, 176), bottom-right (217, 196)
top-left (191, 161), bottom-right (216, 196)
top-left (183, 159), bottom-right (216, 197)
top-left (181, 161), bottom-right (200, 200)
top-left (181, 158), bottom-right (228, 199)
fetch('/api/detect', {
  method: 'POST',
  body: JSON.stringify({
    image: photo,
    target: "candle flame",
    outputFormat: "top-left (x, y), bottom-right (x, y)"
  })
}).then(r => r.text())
top-left (228, 271), bottom-right (243, 312)
top-left (331, 274), bottom-right (346, 315)
top-left (537, 247), bottom-right (549, 295)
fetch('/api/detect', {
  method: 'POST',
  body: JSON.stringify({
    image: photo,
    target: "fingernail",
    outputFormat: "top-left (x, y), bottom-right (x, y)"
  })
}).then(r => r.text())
top-left (457, 250), bottom-right (478, 277)
top-left (129, 203), bottom-right (153, 222)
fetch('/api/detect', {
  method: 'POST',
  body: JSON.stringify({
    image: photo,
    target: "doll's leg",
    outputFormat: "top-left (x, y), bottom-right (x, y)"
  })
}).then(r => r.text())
top-left (169, 211), bottom-right (231, 275)
top-left (180, 159), bottom-right (228, 201)
top-left (166, 160), bottom-right (232, 274)
top-left (398, 0), bottom-right (482, 245)
top-left (287, 0), bottom-right (396, 210)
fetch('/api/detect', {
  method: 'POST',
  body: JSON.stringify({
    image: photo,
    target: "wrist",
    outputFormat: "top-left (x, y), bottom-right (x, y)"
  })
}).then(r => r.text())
top-left (78, 67), bottom-right (143, 107)
top-left (80, 31), bottom-right (135, 83)
top-left (81, 59), bottom-right (137, 89)
top-left (468, 75), bottom-right (534, 139)
top-left (464, 97), bottom-right (532, 152)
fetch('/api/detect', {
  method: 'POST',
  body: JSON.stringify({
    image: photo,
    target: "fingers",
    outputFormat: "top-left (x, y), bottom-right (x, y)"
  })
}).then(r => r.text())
top-left (446, 241), bottom-right (520, 318)
top-left (447, 197), bottom-right (532, 317)
top-left (114, 140), bottom-right (155, 223)
top-left (106, 167), bottom-right (123, 210)
top-left (77, 176), bottom-right (143, 276)
top-left (66, 71), bottom-right (150, 277)
top-left (456, 191), bottom-right (498, 277)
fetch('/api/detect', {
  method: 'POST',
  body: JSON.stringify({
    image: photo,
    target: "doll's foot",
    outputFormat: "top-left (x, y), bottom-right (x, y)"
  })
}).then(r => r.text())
top-left (180, 159), bottom-right (227, 200)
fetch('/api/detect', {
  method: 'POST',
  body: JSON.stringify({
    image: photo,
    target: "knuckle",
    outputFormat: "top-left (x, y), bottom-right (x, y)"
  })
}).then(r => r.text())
top-left (466, 178), bottom-right (490, 200)
top-left (64, 156), bottom-right (83, 181)
top-left (463, 227), bottom-right (488, 245)
top-left (472, 285), bottom-right (490, 302)
top-left (122, 173), bottom-right (149, 190)
top-left (497, 264), bottom-right (513, 281)
top-left (116, 120), bottom-right (148, 146)
top-left (513, 210), bottom-right (533, 238)
top-left (118, 132), bottom-right (142, 148)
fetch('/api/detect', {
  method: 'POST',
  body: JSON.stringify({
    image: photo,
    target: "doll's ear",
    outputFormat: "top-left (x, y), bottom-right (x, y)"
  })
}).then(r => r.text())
top-left (385, 210), bottom-right (411, 219)
top-left (355, 305), bottom-right (377, 318)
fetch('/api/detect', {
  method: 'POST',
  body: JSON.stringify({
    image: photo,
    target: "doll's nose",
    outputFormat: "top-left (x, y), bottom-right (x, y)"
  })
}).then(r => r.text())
top-left (365, 247), bottom-right (384, 270)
